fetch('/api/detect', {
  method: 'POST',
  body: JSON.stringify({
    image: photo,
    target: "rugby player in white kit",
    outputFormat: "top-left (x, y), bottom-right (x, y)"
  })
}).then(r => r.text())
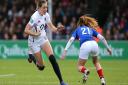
top-left (24, 0), bottom-right (68, 85)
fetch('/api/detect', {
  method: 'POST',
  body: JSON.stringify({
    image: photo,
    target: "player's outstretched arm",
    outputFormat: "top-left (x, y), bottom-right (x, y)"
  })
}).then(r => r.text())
top-left (97, 34), bottom-right (112, 55)
top-left (47, 22), bottom-right (64, 32)
top-left (61, 37), bottom-right (75, 59)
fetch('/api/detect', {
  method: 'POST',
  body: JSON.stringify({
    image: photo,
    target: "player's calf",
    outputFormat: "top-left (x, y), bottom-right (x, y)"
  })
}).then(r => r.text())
top-left (49, 55), bottom-right (63, 83)
top-left (28, 54), bottom-right (36, 64)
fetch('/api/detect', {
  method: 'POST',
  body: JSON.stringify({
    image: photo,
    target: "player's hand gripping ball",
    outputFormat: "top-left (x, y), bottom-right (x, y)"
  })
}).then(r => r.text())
top-left (32, 24), bottom-right (41, 36)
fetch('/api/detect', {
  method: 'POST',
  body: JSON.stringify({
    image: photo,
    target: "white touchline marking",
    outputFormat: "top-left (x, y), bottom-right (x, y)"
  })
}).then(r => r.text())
top-left (0, 74), bottom-right (16, 77)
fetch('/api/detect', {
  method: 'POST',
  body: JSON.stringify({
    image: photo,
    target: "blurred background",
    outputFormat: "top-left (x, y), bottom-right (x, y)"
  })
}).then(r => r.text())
top-left (0, 0), bottom-right (128, 59)
top-left (0, 0), bottom-right (128, 85)
top-left (0, 0), bottom-right (128, 40)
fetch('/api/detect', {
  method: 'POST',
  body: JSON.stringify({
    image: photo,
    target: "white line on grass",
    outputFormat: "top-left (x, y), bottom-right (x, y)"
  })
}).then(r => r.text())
top-left (0, 74), bottom-right (16, 78)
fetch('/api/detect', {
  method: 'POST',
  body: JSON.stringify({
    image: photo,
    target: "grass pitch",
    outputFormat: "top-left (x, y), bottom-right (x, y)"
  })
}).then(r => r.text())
top-left (0, 59), bottom-right (128, 85)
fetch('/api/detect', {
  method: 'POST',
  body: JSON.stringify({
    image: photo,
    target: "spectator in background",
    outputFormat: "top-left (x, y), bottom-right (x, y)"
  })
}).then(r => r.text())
top-left (104, 0), bottom-right (128, 40)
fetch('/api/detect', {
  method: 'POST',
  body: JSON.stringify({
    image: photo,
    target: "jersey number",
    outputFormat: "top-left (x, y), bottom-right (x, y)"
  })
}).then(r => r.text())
top-left (81, 27), bottom-right (90, 35)
top-left (40, 24), bottom-right (45, 30)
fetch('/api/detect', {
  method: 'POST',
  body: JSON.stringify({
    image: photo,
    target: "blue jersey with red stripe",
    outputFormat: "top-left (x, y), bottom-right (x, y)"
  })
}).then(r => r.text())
top-left (72, 25), bottom-right (99, 46)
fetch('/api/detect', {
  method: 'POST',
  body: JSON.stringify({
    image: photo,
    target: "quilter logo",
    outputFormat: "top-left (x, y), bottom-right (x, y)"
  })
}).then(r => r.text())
top-left (99, 45), bottom-right (124, 57)
top-left (0, 44), bottom-right (28, 59)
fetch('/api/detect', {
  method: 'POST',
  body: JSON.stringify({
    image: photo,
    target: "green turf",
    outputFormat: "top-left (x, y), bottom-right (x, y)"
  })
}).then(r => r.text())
top-left (0, 59), bottom-right (128, 85)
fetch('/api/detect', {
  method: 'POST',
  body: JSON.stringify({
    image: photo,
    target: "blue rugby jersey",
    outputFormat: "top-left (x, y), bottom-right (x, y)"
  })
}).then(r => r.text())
top-left (72, 25), bottom-right (99, 46)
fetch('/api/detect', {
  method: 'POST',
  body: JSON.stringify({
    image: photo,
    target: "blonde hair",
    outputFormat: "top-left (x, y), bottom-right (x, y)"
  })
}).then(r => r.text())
top-left (77, 15), bottom-right (98, 30)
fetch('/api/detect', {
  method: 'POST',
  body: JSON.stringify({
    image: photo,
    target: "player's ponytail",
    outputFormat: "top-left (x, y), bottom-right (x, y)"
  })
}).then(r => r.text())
top-left (77, 16), bottom-right (84, 26)
top-left (77, 15), bottom-right (98, 30)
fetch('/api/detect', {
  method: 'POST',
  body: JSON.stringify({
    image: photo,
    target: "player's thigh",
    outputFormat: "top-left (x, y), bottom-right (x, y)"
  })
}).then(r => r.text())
top-left (91, 41), bottom-right (99, 56)
top-left (79, 49), bottom-right (90, 60)
top-left (29, 45), bottom-right (42, 60)
top-left (29, 44), bottom-right (41, 55)
top-left (42, 41), bottom-right (53, 57)
top-left (79, 42), bottom-right (91, 60)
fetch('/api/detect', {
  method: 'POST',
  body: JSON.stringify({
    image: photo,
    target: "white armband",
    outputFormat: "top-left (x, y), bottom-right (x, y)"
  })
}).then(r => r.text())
top-left (64, 37), bottom-right (75, 51)
top-left (97, 34), bottom-right (109, 49)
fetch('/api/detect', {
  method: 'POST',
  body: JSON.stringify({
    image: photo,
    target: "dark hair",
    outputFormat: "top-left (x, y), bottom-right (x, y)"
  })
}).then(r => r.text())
top-left (38, 0), bottom-right (47, 8)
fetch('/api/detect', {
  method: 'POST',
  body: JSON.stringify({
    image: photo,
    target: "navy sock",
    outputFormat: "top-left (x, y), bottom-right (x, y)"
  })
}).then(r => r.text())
top-left (49, 55), bottom-right (63, 83)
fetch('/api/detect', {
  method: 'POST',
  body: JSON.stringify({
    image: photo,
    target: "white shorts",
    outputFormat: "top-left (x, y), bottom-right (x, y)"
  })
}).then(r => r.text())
top-left (79, 41), bottom-right (99, 59)
top-left (28, 36), bottom-right (48, 54)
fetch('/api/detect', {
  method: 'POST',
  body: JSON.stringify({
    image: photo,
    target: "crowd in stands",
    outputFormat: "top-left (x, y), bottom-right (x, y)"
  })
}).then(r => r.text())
top-left (0, 0), bottom-right (128, 40)
top-left (0, 0), bottom-right (35, 40)
top-left (103, 0), bottom-right (128, 40)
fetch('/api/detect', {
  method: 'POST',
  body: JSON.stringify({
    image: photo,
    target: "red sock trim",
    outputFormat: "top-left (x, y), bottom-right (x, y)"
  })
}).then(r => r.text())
top-left (97, 69), bottom-right (104, 78)
top-left (80, 66), bottom-right (86, 73)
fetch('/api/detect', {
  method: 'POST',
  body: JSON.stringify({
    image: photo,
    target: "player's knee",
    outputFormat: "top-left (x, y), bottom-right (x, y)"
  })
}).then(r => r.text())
top-left (37, 65), bottom-right (45, 71)
top-left (49, 55), bottom-right (57, 64)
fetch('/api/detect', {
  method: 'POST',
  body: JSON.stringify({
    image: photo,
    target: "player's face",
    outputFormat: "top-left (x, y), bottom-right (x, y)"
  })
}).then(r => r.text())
top-left (40, 2), bottom-right (48, 15)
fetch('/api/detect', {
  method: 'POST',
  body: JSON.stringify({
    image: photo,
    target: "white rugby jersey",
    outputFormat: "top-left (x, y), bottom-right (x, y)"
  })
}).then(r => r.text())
top-left (28, 11), bottom-right (51, 42)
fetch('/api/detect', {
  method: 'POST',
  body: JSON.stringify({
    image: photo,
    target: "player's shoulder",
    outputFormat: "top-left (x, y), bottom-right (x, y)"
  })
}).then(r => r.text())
top-left (31, 11), bottom-right (40, 20)
top-left (44, 12), bottom-right (50, 18)
top-left (45, 12), bottom-right (49, 16)
top-left (72, 26), bottom-right (80, 34)
top-left (76, 26), bottom-right (82, 30)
